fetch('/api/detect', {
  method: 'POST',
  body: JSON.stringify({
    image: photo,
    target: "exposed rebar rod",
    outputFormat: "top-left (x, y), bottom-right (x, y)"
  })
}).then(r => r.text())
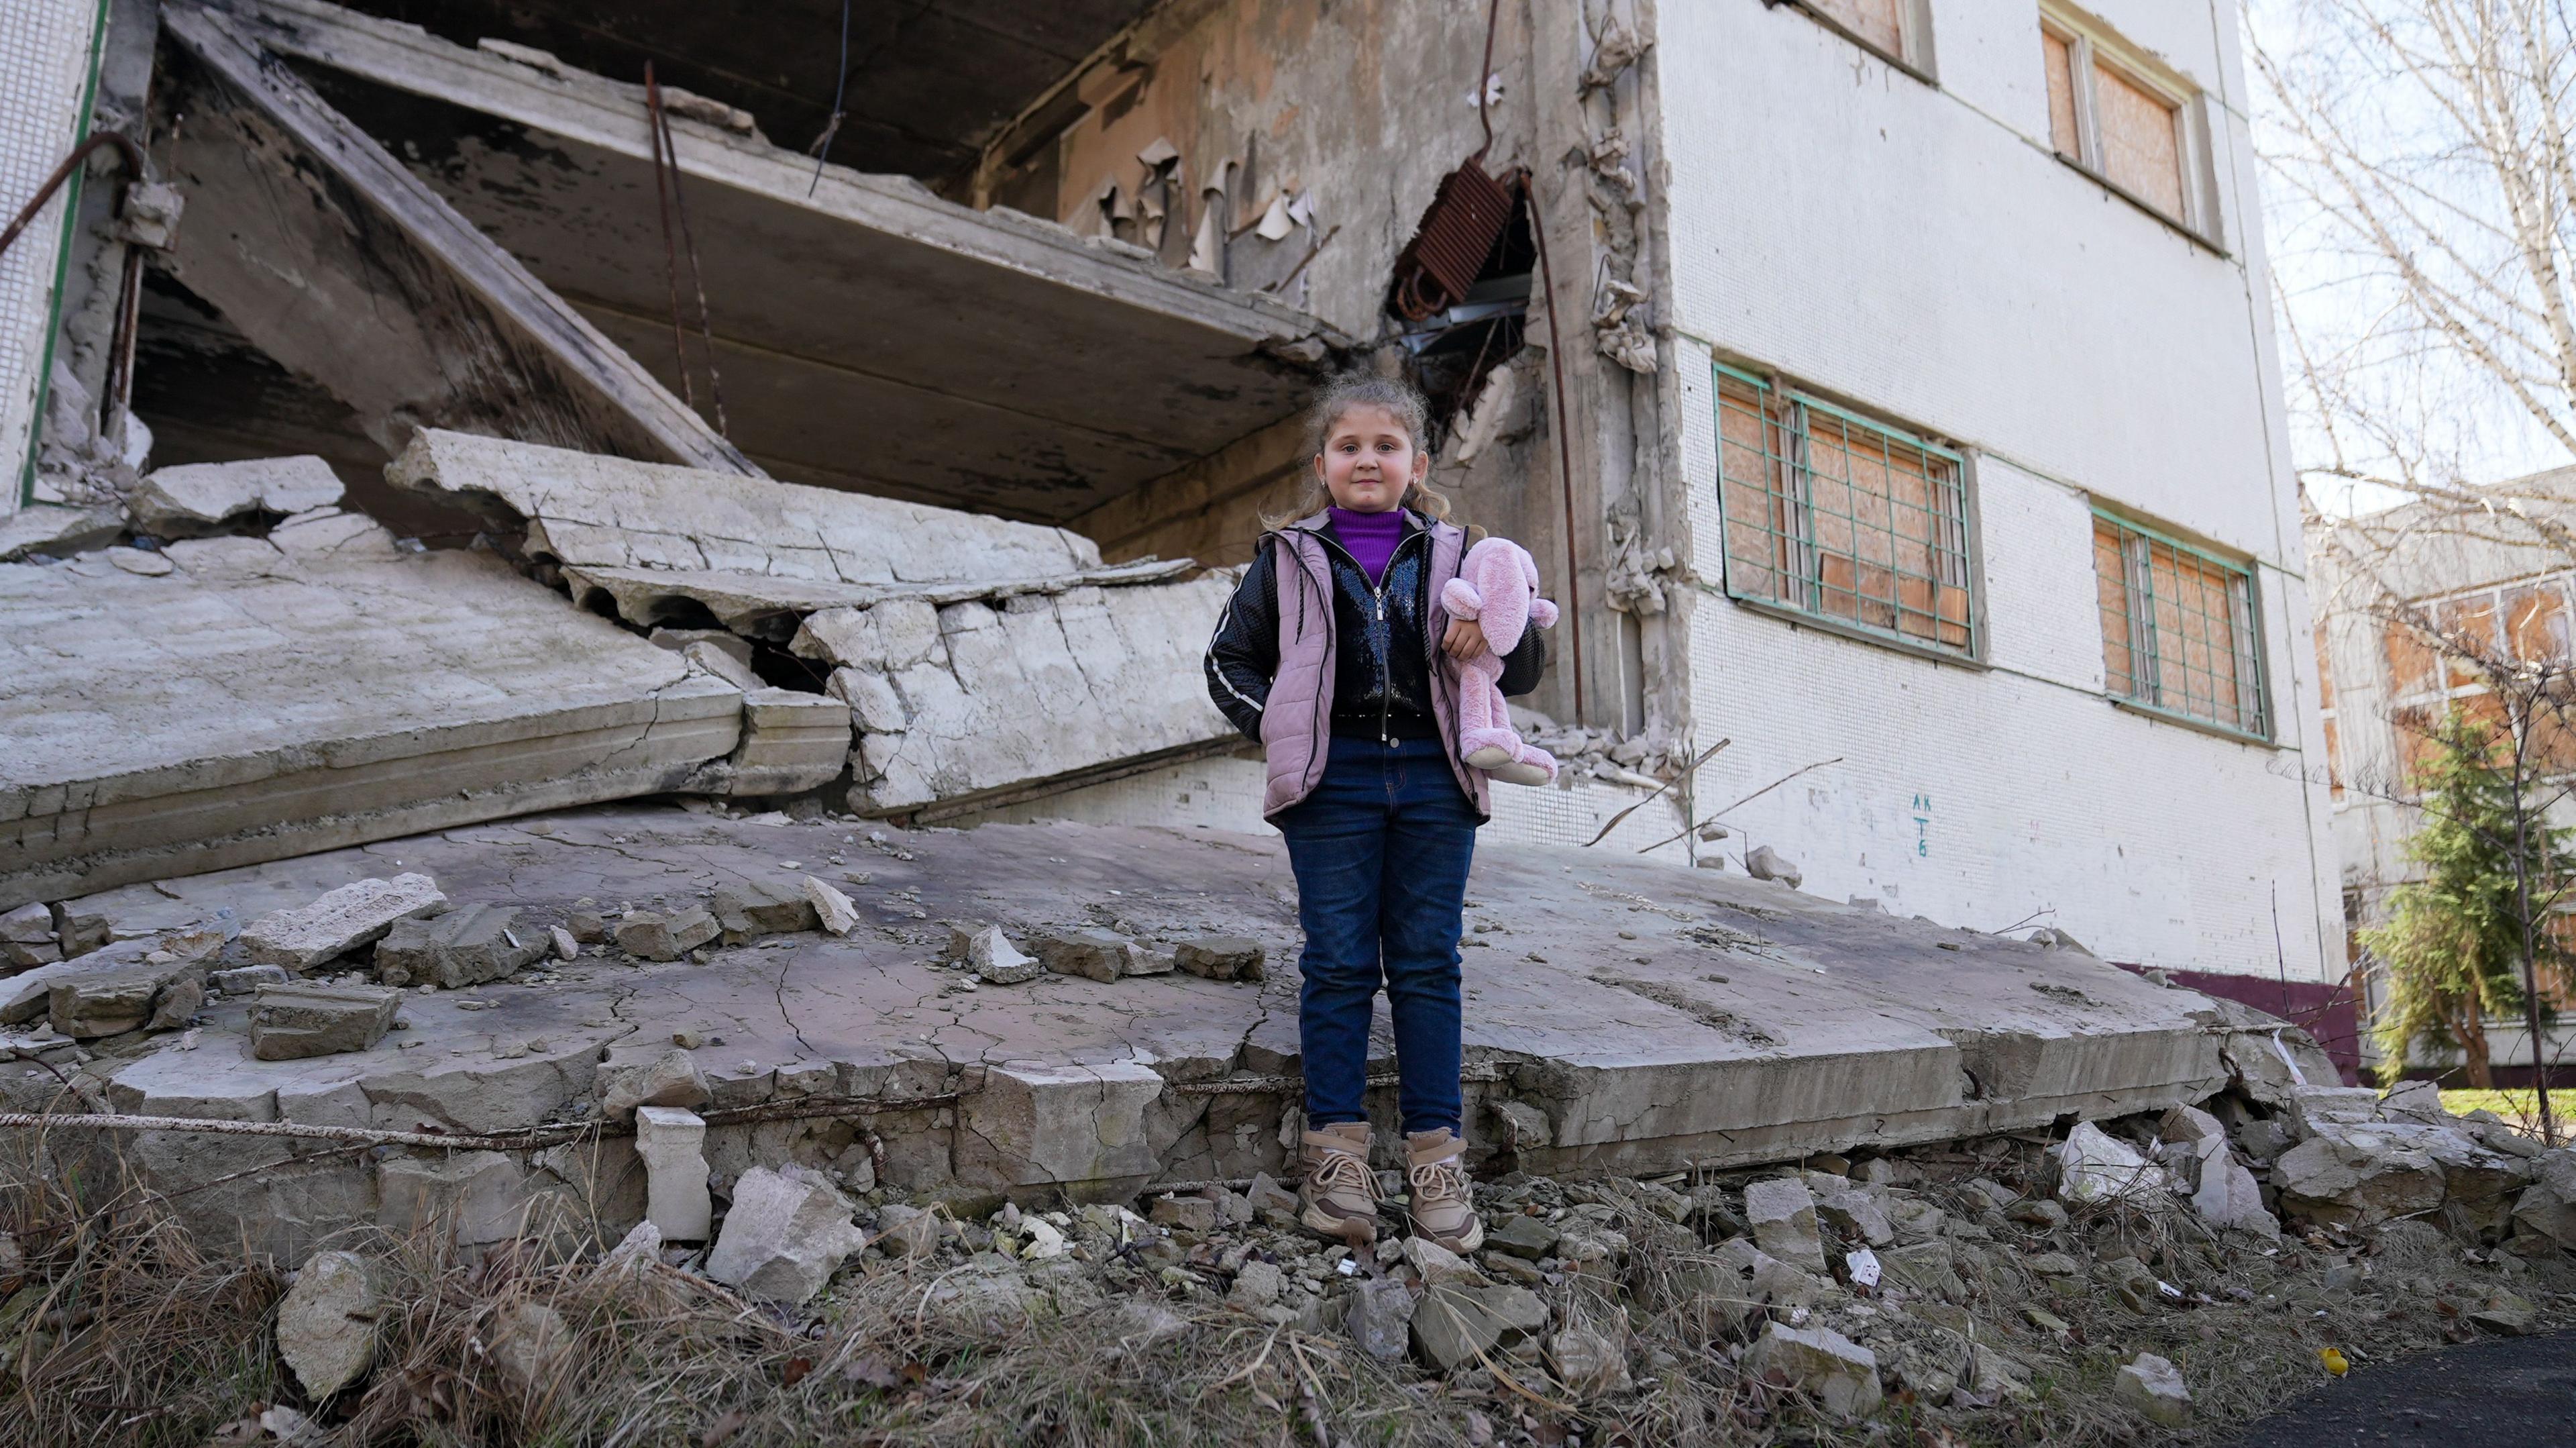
top-left (643, 63), bottom-right (696, 413)
top-left (652, 91), bottom-right (729, 437)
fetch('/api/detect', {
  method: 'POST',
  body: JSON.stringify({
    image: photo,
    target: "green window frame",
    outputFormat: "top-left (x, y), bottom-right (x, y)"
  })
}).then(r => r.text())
top-left (1713, 362), bottom-right (1980, 658)
top-left (2091, 508), bottom-right (2270, 739)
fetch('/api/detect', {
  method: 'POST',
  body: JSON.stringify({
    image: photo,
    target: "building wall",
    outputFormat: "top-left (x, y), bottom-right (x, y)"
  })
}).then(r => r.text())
top-left (1651, 0), bottom-right (2340, 977)
top-left (1, 0), bottom-right (105, 511)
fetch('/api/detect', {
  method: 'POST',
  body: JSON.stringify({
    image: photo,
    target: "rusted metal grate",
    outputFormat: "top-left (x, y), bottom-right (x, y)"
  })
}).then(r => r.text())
top-left (1388, 159), bottom-right (1516, 322)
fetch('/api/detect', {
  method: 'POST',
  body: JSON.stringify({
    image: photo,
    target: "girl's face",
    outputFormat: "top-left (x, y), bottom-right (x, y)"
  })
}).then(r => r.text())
top-left (1315, 404), bottom-right (1427, 514)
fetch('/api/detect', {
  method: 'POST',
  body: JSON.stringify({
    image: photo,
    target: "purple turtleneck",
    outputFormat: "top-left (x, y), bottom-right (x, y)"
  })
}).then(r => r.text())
top-left (1326, 505), bottom-right (1405, 586)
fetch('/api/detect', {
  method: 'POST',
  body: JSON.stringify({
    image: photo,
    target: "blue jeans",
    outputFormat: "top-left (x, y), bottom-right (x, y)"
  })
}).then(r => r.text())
top-left (1275, 735), bottom-right (1479, 1135)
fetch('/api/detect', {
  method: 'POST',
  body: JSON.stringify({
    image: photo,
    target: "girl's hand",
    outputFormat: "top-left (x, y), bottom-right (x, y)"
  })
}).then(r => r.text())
top-left (1443, 618), bottom-right (1490, 662)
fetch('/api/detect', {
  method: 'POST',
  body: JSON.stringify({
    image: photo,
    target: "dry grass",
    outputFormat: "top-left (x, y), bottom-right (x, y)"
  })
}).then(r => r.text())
top-left (3, 1132), bottom-right (2572, 1447)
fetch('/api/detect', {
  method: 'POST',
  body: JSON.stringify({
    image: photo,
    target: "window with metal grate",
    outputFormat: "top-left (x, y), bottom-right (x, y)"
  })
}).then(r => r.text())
top-left (1714, 364), bottom-right (1978, 659)
top-left (2092, 510), bottom-right (2269, 739)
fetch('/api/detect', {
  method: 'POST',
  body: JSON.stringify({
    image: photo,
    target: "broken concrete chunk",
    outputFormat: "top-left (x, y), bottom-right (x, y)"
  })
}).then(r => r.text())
top-left (692, 688), bottom-right (852, 796)
top-left (682, 639), bottom-right (761, 692)
top-left (1150, 1194), bottom-right (1217, 1233)
top-left (1029, 927), bottom-right (1134, 983)
top-left (276, 1249), bottom-right (377, 1398)
top-left (1746, 1323), bottom-right (1879, 1419)
top-left (567, 900), bottom-right (607, 943)
top-left (128, 455), bottom-right (343, 537)
top-left (1347, 1275), bottom-right (1415, 1361)
top-left (2273, 1127), bottom-right (2448, 1229)
top-left (48, 957), bottom-right (203, 1037)
top-left (614, 907), bottom-right (719, 962)
top-left (1, 901), bottom-right (58, 969)
top-left (484, 1300), bottom-right (574, 1397)
top-left (0, 500), bottom-right (124, 562)
top-left (1743, 845), bottom-right (1803, 889)
top-left (635, 1106), bottom-right (713, 1241)
top-left (2114, 1351), bottom-right (2191, 1427)
top-left (378, 1151), bottom-right (532, 1245)
top-left (1411, 1281), bottom-right (1544, 1371)
top-left (951, 925), bottom-right (1039, 984)
top-left (1550, 1325), bottom-right (1633, 1398)
top-left (1173, 935), bottom-right (1265, 982)
top-left (873, 1203), bottom-right (943, 1259)
top-left (710, 877), bottom-right (819, 939)
top-left (600, 1048), bottom-right (712, 1121)
top-left (241, 874), bottom-right (446, 970)
top-left (1743, 1177), bottom-right (1827, 1272)
top-left (1401, 1235), bottom-right (1484, 1287)
top-left (704, 1164), bottom-right (867, 1304)
top-left (374, 904), bottom-right (543, 988)
top-left (804, 876), bottom-right (859, 936)
top-left (828, 666), bottom-right (909, 734)
top-left (549, 926), bottom-right (580, 962)
top-left (1816, 1188), bottom-right (1895, 1247)
top-left (209, 963), bottom-right (290, 995)
top-left (2053, 1121), bottom-right (2163, 1204)
top-left (2160, 1104), bottom-right (2279, 1237)
top-left (249, 981), bottom-right (401, 1059)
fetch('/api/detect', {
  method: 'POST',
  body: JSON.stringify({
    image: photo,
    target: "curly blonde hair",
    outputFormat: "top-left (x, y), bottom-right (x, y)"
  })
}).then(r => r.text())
top-left (1265, 372), bottom-right (1456, 528)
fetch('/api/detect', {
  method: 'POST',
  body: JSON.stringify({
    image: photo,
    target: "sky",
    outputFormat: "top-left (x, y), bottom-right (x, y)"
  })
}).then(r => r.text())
top-left (2242, 0), bottom-right (2576, 517)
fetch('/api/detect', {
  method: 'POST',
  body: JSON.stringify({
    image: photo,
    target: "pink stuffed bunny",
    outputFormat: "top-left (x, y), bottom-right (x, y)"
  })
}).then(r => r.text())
top-left (1440, 537), bottom-right (1561, 786)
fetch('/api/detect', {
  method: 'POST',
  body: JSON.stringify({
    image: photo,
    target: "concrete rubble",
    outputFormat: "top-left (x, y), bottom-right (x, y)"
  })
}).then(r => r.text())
top-left (244, 875), bottom-right (447, 972)
top-left (704, 1164), bottom-right (869, 1305)
top-left (274, 1249), bottom-right (377, 1398)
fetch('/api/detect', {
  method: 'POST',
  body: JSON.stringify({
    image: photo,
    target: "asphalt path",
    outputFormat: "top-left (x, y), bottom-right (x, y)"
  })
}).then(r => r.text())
top-left (2233, 1329), bottom-right (2576, 1446)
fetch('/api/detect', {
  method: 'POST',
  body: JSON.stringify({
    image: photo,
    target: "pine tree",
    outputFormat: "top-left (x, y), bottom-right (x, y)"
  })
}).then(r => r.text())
top-left (2361, 712), bottom-right (2571, 1088)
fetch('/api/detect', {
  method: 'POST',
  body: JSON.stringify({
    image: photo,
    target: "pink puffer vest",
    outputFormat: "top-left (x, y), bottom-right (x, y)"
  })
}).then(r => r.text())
top-left (1259, 511), bottom-right (1491, 821)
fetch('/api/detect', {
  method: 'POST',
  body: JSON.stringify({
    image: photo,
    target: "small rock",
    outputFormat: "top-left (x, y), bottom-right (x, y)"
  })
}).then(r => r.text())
top-left (1029, 927), bottom-right (1134, 983)
top-left (804, 876), bottom-right (859, 936)
top-left (549, 927), bottom-right (580, 962)
top-left (873, 1204), bottom-right (944, 1259)
top-left (1348, 1276), bottom-right (1417, 1362)
top-left (484, 1300), bottom-right (573, 1396)
top-left (1173, 935), bottom-right (1266, 982)
top-left (2024, 1251), bottom-right (2082, 1278)
top-left (710, 878), bottom-right (819, 939)
top-left (951, 925), bottom-right (1040, 984)
top-left (2008, 1198), bottom-right (2068, 1229)
top-left (48, 958), bottom-right (202, 1038)
top-left (276, 1250), bottom-right (377, 1398)
top-left (568, 900), bottom-right (607, 943)
top-left (2470, 1290), bottom-right (2539, 1337)
top-left (1149, 1194), bottom-right (1218, 1233)
top-left (2054, 1121), bottom-right (2163, 1204)
top-left (241, 874), bottom-right (446, 970)
top-left (1411, 1282), bottom-right (1537, 1371)
top-left (1403, 1235), bottom-right (1484, 1287)
top-left (0, 902), bottom-right (57, 968)
top-left (1107, 1298), bottom-right (1192, 1352)
top-left (1488, 1214), bottom-right (1559, 1260)
top-left (1549, 1325), bottom-right (1632, 1396)
top-left (1246, 1172), bottom-right (1301, 1221)
top-left (614, 907), bottom-right (719, 962)
top-left (1743, 845), bottom-right (1803, 889)
top-left (1744, 1177), bottom-right (1827, 1272)
top-left (2115, 1352), bottom-right (2192, 1427)
top-left (1745, 1322), bottom-right (1879, 1419)
top-left (1816, 1188), bottom-right (1894, 1247)
top-left (1229, 1259), bottom-right (1283, 1309)
top-left (598, 1049), bottom-right (712, 1121)
top-left (209, 963), bottom-right (290, 995)
top-left (704, 1165), bottom-right (867, 1305)
top-left (248, 981), bottom-right (400, 1059)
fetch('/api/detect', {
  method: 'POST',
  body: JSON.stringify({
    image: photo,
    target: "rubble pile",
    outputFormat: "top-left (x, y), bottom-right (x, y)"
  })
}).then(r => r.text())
top-left (10, 1072), bottom-right (2569, 1446)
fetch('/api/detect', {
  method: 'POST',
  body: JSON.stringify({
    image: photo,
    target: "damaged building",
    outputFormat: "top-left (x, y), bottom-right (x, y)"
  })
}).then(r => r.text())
top-left (0, 0), bottom-right (2357, 1258)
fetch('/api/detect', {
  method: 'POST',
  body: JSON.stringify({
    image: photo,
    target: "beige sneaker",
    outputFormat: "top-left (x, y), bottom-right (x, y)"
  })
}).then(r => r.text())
top-left (1297, 1122), bottom-right (1381, 1246)
top-left (1407, 1129), bottom-right (1483, 1253)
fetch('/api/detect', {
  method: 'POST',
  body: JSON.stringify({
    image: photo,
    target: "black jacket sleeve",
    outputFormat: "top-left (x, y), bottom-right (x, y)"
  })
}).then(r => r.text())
top-left (1204, 546), bottom-right (1279, 743)
top-left (1499, 628), bottom-right (1547, 696)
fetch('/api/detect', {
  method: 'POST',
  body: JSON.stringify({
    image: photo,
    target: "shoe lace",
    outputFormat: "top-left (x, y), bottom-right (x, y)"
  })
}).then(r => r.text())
top-left (1409, 1157), bottom-right (1470, 1207)
top-left (1310, 1150), bottom-right (1379, 1200)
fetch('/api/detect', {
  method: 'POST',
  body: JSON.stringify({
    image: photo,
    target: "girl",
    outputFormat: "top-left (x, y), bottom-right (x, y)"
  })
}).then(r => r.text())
top-left (1203, 372), bottom-right (1546, 1251)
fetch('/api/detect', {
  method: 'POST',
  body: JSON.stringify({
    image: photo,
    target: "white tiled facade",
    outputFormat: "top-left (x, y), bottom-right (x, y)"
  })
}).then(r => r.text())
top-left (1653, 1), bottom-right (2339, 978)
top-left (0, 0), bottom-right (101, 512)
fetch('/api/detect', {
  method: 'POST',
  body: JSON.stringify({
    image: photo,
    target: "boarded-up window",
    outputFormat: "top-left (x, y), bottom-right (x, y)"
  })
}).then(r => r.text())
top-left (1811, 0), bottom-right (1907, 60)
top-left (2506, 583), bottom-right (2571, 663)
top-left (2092, 62), bottom-right (2185, 217)
top-left (2041, 27), bottom-right (2081, 158)
top-left (2092, 513), bottom-right (2267, 736)
top-left (1715, 366), bottom-right (1976, 656)
top-left (2041, 7), bottom-right (2198, 230)
top-left (2383, 620), bottom-right (2440, 699)
top-left (2436, 595), bottom-right (2498, 689)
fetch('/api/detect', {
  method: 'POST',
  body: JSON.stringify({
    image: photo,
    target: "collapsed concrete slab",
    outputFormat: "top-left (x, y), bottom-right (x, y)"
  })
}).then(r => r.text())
top-left (229, 0), bottom-right (1344, 521)
top-left (152, 4), bottom-right (751, 475)
top-left (0, 513), bottom-right (742, 909)
top-left (392, 431), bottom-right (1243, 817)
top-left (7, 803), bottom-right (2247, 1257)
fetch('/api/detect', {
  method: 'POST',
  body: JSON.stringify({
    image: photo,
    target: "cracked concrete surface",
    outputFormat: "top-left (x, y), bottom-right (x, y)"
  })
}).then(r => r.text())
top-left (0, 515), bottom-right (743, 910)
top-left (5, 803), bottom-right (2247, 1256)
